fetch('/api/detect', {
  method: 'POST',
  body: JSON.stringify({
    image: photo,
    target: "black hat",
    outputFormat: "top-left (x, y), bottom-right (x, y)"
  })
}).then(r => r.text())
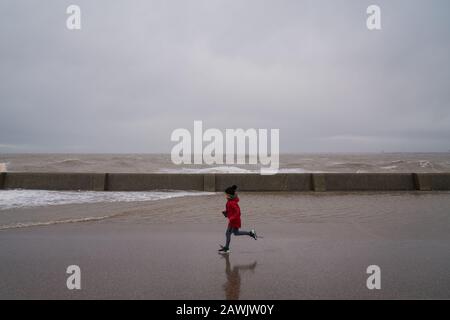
top-left (225, 185), bottom-right (238, 196)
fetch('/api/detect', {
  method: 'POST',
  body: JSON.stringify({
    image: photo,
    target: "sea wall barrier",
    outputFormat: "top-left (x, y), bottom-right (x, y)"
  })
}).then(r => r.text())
top-left (1, 172), bottom-right (450, 192)
top-left (2, 172), bottom-right (105, 191)
top-left (0, 172), bottom-right (5, 189)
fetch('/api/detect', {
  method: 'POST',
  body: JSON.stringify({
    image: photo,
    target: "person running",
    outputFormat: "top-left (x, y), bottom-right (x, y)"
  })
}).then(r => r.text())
top-left (219, 185), bottom-right (257, 254)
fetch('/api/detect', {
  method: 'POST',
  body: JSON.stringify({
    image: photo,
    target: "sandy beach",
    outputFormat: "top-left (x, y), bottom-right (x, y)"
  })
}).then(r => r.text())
top-left (1, 192), bottom-right (450, 299)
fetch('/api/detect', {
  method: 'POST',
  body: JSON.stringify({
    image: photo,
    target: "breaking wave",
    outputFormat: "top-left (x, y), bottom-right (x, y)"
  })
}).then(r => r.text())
top-left (159, 166), bottom-right (254, 174)
top-left (48, 159), bottom-right (93, 166)
top-left (0, 216), bottom-right (111, 230)
top-left (0, 189), bottom-right (214, 211)
top-left (158, 166), bottom-right (310, 174)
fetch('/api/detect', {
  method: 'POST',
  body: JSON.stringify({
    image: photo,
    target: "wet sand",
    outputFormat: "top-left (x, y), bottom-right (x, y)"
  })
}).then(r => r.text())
top-left (1, 192), bottom-right (450, 299)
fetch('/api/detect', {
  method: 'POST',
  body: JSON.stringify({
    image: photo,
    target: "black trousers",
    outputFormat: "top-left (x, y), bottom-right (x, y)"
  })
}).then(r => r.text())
top-left (225, 226), bottom-right (251, 248)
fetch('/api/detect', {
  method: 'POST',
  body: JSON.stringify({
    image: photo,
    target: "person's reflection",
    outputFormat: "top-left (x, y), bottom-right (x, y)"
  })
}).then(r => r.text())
top-left (221, 254), bottom-right (257, 300)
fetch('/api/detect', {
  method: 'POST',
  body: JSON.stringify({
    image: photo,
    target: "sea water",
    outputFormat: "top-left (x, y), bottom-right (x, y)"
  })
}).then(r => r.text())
top-left (0, 189), bottom-right (213, 211)
top-left (1, 153), bottom-right (450, 174)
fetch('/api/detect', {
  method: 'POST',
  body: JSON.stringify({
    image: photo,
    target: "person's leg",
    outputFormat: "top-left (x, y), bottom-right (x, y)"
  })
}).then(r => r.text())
top-left (225, 226), bottom-right (233, 248)
top-left (232, 228), bottom-right (257, 240)
top-left (232, 228), bottom-right (252, 237)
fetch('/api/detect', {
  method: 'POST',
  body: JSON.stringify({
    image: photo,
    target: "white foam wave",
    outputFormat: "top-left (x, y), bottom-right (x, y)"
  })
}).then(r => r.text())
top-left (158, 166), bottom-right (310, 174)
top-left (49, 158), bottom-right (93, 166)
top-left (0, 216), bottom-right (111, 230)
top-left (159, 166), bottom-right (254, 174)
top-left (390, 160), bottom-right (406, 164)
top-left (0, 189), bottom-right (214, 211)
top-left (419, 160), bottom-right (433, 168)
top-left (380, 165), bottom-right (398, 170)
top-left (278, 168), bottom-right (309, 173)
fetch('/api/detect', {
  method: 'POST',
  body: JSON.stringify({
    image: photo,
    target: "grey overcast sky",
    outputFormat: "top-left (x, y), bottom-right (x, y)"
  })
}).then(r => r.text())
top-left (1, 0), bottom-right (449, 153)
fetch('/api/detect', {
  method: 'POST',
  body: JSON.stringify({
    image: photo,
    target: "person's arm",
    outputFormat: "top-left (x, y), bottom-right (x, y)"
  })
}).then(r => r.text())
top-left (223, 202), bottom-right (229, 218)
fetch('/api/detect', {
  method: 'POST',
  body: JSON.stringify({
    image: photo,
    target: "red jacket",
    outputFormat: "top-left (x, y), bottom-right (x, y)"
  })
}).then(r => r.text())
top-left (226, 197), bottom-right (241, 229)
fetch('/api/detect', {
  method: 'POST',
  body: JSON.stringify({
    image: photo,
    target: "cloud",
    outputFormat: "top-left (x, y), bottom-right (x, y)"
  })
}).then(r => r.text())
top-left (0, 0), bottom-right (449, 153)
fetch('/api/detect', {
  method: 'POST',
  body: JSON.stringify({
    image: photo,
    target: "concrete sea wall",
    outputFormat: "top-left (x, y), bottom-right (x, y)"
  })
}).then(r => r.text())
top-left (3, 172), bottom-right (106, 191)
top-left (0, 172), bottom-right (5, 189)
top-left (1, 172), bottom-right (450, 192)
